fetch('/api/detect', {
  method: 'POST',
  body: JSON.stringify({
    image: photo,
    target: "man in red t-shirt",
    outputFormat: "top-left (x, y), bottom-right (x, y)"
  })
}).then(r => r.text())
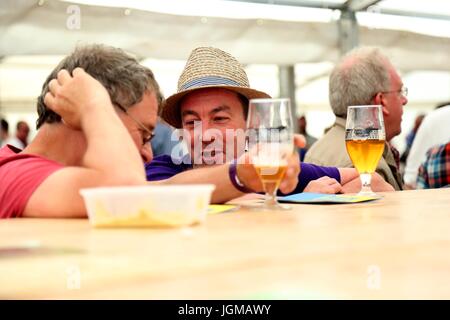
top-left (0, 45), bottom-right (163, 218)
top-left (0, 145), bottom-right (63, 218)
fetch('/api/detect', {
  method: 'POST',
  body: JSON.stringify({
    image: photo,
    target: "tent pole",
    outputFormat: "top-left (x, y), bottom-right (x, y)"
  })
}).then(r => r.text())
top-left (338, 9), bottom-right (359, 55)
top-left (278, 65), bottom-right (298, 133)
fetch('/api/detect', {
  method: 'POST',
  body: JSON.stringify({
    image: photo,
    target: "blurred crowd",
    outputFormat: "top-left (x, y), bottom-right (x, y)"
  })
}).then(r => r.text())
top-left (0, 118), bottom-right (30, 150)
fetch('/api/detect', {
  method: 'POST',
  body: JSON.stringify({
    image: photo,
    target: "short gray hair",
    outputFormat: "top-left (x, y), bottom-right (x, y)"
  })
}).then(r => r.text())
top-left (329, 47), bottom-right (391, 117)
top-left (37, 44), bottom-right (164, 129)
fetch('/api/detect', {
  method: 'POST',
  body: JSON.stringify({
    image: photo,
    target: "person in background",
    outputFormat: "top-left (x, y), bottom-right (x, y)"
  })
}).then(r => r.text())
top-left (4, 121), bottom-right (30, 149)
top-left (150, 118), bottom-right (181, 157)
top-left (416, 142), bottom-right (450, 189)
top-left (404, 103), bottom-right (450, 189)
top-left (305, 47), bottom-right (408, 191)
top-left (0, 118), bottom-right (9, 147)
top-left (400, 113), bottom-right (425, 165)
top-left (297, 115), bottom-right (317, 161)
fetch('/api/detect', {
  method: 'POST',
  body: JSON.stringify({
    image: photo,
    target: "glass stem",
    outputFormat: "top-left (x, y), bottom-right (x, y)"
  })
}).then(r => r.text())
top-left (360, 173), bottom-right (372, 193)
top-left (264, 183), bottom-right (278, 207)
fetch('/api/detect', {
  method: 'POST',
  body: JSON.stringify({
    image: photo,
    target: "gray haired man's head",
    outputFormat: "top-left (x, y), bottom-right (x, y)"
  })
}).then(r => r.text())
top-left (36, 44), bottom-right (164, 129)
top-left (329, 47), bottom-right (392, 118)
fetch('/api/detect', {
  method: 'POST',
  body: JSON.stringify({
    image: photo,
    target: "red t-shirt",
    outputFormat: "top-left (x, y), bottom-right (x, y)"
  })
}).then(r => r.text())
top-left (0, 145), bottom-right (63, 218)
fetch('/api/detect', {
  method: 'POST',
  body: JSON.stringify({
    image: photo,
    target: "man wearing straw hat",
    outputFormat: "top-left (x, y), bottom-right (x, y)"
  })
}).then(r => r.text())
top-left (147, 47), bottom-right (394, 199)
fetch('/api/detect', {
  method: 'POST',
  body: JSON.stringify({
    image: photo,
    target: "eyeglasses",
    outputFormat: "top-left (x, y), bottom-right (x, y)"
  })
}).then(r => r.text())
top-left (115, 103), bottom-right (155, 146)
top-left (381, 86), bottom-right (408, 98)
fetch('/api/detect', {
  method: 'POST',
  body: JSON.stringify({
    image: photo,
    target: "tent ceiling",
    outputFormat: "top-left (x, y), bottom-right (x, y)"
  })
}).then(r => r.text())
top-left (1, 0), bottom-right (450, 72)
top-left (226, 0), bottom-right (450, 19)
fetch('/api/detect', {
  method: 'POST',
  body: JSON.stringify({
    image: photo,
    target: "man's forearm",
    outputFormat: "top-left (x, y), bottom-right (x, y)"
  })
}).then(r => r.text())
top-left (162, 164), bottom-right (244, 203)
top-left (82, 105), bottom-right (145, 183)
top-left (341, 171), bottom-right (395, 193)
top-left (338, 168), bottom-right (360, 185)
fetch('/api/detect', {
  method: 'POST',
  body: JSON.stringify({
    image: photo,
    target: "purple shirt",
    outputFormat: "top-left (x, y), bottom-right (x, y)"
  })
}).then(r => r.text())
top-left (145, 155), bottom-right (341, 195)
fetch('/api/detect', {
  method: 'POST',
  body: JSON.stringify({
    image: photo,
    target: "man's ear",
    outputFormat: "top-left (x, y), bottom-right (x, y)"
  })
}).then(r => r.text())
top-left (373, 92), bottom-right (389, 116)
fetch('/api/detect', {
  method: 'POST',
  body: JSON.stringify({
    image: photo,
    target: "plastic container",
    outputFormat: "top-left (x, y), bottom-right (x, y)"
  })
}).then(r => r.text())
top-left (80, 184), bottom-right (215, 228)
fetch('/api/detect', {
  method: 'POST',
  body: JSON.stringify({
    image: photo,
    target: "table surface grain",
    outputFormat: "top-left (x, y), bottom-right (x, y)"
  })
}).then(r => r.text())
top-left (1, 188), bottom-right (449, 299)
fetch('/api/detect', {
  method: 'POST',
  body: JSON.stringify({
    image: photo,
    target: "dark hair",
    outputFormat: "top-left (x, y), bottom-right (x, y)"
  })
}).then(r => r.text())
top-left (178, 90), bottom-right (249, 124)
top-left (36, 44), bottom-right (164, 129)
top-left (1, 119), bottom-right (8, 133)
top-left (16, 121), bottom-right (29, 131)
top-left (238, 93), bottom-right (249, 120)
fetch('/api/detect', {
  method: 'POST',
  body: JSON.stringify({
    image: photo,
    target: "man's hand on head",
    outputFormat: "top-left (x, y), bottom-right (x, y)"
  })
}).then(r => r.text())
top-left (44, 68), bottom-right (113, 130)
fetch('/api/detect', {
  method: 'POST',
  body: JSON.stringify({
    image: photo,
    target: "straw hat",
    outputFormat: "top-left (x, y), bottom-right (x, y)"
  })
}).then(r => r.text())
top-left (161, 47), bottom-right (270, 128)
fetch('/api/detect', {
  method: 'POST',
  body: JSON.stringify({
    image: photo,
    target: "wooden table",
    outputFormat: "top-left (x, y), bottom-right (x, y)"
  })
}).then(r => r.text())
top-left (1, 188), bottom-right (449, 299)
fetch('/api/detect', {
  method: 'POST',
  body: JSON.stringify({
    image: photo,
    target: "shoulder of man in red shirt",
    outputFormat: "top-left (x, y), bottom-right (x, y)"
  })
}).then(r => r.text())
top-left (0, 145), bottom-right (63, 218)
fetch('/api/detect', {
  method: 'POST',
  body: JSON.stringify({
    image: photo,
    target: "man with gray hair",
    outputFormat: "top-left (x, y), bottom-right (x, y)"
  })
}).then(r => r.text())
top-left (0, 44), bottom-right (163, 218)
top-left (305, 47), bottom-right (408, 190)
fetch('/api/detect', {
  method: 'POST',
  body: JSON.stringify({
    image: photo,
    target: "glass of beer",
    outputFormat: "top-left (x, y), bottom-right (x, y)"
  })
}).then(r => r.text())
top-left (345, 105), bottom-right (386, 196)
top-left (247, 98), bottom-right (294, 210)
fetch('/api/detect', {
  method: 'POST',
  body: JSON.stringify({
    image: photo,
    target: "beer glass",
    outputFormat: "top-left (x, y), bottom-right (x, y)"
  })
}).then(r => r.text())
top-left (345, 105), bottom-right (386, 196)
top-left (247, 98), bottom-right (294, 210)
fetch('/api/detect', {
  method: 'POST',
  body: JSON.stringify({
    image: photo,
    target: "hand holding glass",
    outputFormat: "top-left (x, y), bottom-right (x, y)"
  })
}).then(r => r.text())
top-left (247, 98), bottom-right (294, 210)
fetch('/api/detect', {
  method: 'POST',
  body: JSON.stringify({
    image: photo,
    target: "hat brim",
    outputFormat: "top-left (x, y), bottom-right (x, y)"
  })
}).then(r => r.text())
top-left (161, 85), bottom-right (271, 128)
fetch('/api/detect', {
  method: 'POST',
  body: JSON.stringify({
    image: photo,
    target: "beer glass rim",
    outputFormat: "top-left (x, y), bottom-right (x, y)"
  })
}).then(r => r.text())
top-left (348, 105), bottom-right (382, 109)
top-left (250, 98), bottom-right (290, 104)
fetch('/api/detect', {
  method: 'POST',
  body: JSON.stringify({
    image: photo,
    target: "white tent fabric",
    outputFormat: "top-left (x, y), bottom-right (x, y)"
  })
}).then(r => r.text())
top-left (1, 0), bottom-right (450, 71)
